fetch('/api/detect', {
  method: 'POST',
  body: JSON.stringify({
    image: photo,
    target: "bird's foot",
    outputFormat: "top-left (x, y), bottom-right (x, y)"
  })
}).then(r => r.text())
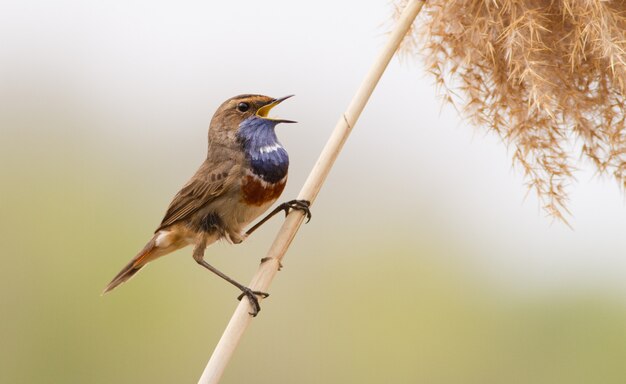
top-left (261, 256), bottom-right (283, 270)
top-left (281, 199), bottom-right (312, 222)
top-left (245, 199), bottom-right (312, 237)
top-left (237, 287), bottom-right (270, 317)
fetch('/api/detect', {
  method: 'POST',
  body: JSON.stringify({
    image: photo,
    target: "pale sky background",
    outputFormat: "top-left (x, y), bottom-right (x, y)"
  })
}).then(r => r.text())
top-left (5, 0), bottom-right (623, 290)
top-left (2, 1), bottom-right (626, 382)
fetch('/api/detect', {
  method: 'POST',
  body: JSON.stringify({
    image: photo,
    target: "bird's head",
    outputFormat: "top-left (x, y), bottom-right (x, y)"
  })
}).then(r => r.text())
top-left (209, 94), bottom-right (295, 144)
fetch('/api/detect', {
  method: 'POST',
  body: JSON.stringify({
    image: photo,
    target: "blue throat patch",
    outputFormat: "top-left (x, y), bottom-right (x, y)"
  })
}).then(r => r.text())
top-left (237, 116), bottom-right (289, 183)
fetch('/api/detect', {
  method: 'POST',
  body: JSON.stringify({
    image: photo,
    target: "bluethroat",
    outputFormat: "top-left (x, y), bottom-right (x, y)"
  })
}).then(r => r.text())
top-left (103, 94), bottom-right (311, 315)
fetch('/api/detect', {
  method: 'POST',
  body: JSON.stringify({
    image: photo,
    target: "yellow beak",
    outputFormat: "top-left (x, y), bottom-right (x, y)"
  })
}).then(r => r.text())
top-left (256, 95), bottom-right (296, 123)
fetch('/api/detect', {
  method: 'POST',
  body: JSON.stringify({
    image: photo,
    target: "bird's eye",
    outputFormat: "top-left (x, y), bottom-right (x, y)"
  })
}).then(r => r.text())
top-left (237, 102), bottom-right (250, 112)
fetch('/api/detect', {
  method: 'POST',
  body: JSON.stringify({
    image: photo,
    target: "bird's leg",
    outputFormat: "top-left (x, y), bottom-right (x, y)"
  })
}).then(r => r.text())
top-left (192, 242), bottom-right (268, 316)
top-left (245, 199), bottom-right (312, 236)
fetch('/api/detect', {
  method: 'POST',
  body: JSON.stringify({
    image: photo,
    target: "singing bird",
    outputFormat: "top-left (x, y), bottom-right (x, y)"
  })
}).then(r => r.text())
top-left (103, 94), bottom-right (310, 315)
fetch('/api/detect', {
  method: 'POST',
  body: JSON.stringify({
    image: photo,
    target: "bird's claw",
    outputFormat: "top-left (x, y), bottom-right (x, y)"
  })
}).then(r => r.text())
top-left (237, 287), bottom-right (270, 317)
top-left (261, 256), bottom-right (283, 270)
top-left (284, 199), bottom-right (312, 223)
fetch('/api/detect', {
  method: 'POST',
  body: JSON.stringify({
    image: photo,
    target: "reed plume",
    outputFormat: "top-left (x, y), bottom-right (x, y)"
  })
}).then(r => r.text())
top-left (397, 0), bottom-right (626, 221)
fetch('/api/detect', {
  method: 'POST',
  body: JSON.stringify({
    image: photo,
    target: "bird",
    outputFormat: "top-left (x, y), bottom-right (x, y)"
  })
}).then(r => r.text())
top-left (103, 94), bottom-right (311, 316)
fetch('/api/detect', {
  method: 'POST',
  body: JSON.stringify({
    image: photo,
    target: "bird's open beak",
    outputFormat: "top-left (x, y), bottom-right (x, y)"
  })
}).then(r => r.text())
top-left (256, 95), bottom-right (296, 123)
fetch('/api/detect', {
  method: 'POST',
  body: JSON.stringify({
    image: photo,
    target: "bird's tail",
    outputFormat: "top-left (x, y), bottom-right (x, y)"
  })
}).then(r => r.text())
top-left (102, 238), bottom-right (158, 294)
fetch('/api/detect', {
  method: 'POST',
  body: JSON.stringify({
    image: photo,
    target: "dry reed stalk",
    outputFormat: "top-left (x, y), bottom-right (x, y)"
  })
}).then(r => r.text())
top-left (197, 1), bottom-right (426, 383)
top-left (397, 0), bottom-right (626, 222)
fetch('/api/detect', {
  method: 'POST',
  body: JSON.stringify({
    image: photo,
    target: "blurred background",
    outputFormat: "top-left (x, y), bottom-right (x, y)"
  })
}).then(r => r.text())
top-left (2, 1), bottom-right (626, 383)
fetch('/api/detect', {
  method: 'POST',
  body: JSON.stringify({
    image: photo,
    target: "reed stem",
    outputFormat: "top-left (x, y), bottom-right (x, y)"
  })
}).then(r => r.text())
top-left (198, 1), bottom-right (425, 382)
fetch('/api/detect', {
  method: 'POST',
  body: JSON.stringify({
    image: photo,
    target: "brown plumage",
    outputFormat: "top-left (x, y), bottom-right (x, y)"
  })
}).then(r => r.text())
top-left (103, 94), bottom-right (309, 315)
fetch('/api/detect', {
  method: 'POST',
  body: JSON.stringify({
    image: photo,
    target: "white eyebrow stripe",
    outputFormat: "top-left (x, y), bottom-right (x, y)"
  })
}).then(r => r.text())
top-left (258, 143), bottom-right (283, 154)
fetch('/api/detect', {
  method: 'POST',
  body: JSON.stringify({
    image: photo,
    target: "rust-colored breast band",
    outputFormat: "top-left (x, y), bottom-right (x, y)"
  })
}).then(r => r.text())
top-left (241, 175), bottom-right (286, 206)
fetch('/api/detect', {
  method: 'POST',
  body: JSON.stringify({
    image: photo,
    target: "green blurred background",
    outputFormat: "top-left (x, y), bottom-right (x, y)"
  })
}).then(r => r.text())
top-left (2, 1), bottom-right (626, 383)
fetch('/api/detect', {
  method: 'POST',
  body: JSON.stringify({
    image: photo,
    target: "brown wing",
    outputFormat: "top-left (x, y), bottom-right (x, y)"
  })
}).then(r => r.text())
top-left (155, 160), bottom-right (237, 232)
